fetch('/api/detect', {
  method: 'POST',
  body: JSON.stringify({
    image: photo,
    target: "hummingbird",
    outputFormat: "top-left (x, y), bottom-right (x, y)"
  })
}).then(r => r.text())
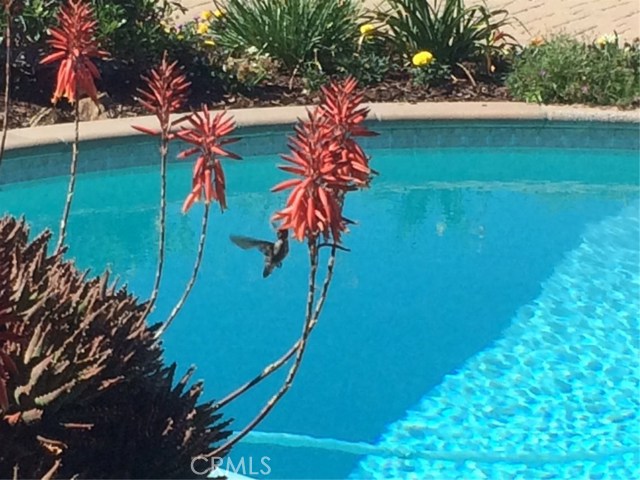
top-left (230, 229), bottom-right (289, 278)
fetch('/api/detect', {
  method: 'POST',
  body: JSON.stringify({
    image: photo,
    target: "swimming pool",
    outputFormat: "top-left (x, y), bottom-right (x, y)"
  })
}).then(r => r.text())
top-left (0, 121), bottom-right (638, 479)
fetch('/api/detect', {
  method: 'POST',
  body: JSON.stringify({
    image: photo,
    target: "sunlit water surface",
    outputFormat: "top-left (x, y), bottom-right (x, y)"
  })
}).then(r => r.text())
top-left (1, 130), bottom-right (638, 479)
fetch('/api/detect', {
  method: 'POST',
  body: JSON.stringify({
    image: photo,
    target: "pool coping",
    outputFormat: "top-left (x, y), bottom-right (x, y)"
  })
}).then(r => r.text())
top-left (4, 102), bottom-right (639, 151)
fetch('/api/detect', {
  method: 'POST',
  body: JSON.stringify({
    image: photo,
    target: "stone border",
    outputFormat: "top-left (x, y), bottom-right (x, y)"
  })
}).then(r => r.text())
top-left (4, 102), bottom-right (639, 151)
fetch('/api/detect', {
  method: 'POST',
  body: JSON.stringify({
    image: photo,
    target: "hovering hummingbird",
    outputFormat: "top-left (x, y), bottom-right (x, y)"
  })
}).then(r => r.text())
top-left (230, 229), bottom-right (289, 278)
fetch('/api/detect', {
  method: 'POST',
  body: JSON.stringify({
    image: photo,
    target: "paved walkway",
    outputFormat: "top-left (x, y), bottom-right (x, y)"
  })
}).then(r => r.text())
top-left (177, 0), bottom-right (640, 44)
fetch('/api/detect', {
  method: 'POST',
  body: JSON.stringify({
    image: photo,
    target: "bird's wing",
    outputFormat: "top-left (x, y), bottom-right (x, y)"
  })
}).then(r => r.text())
top-left (230, 235), bottom-right (273, 255)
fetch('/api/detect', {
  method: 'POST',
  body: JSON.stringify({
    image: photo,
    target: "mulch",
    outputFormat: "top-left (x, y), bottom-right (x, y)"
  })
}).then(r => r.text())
top-left (2, 71), bottom-right (511, 129)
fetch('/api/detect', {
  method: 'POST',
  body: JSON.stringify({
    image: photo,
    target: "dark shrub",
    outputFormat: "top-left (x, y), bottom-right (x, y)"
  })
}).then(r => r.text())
top-left (1, 0), bottom-right (222, 103)
top-left (0, 216), bottom-right (230, 478)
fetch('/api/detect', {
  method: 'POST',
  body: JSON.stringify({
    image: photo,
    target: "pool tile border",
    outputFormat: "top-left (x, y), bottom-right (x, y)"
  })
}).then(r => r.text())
top-left (3, 102), bottom-right (638, 151)
top-left (1, 103), bottom-right (637, 185)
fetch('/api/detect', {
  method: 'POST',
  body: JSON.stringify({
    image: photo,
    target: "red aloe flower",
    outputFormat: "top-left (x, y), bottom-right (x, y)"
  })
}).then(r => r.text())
top-left (319, 76), bottom-right (378, 186)
top-left (132, 51), bottom-right (191, 136)
top-left (40, 0), bottom-right (108, 104)
top-left (271, 110), bottom-right (349, 242)
top-left (319, 76), bottom-right (376, 138)
top-left (272, 78), bottom-right (378, 243)
top-left (176, 106), bottom-right (241, 213)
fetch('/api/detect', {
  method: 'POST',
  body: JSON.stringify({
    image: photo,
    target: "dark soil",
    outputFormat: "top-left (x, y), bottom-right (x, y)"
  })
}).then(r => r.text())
top-left (2, 70), bottom-right (512, 129)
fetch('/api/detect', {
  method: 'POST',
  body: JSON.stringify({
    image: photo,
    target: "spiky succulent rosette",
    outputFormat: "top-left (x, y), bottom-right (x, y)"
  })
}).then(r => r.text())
top-left (0, 216), bottom-right (231, 478)
top-left (0, 254), bottom-right (19, 414)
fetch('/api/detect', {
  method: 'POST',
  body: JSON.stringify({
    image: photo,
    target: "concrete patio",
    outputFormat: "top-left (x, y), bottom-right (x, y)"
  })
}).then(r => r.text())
top-left (176, 0), bottom-right (640, 44)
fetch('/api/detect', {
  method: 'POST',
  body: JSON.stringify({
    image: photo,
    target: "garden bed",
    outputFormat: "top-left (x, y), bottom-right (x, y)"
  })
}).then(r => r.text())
top-left (2, 71), bottom-right (511, 129)
top-left (1, 0), bottom-right (637, 130)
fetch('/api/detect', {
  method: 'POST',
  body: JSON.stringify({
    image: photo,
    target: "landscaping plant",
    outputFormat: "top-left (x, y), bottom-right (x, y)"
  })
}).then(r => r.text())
top-left (132, 52), bottom-right (190, 318)
top-left (0, 0), bottom-right (184, 69)
top-left (374, 0), bottom-right (515, 73)
top-left (1, 0), bottom-right (58, 47)
top-left (0, 2), bottom-right (233, 477)
top-left (0, 0), bottom-right (381, 476)
top-left (410, 49), bottom-right (452, 86)
top-left (0, 217), bottom-right (231, 478)
top-left (208, 76), bottom-right (378, 455)
top-left (213, 0), bottom-right (362, 74)
top-left (222, 47), bottom-right (280, 93)
top-left (507, 35), bottom-right (640, 107)
top-left (39, 0), bottom-right (108, 252)
top-left (0, 0), bottom-right (223, 109)
top-left (0, 0), bottom-right (15, 168)
top-left (154, 106), bottom-right (241, 338)
top-left (337, 23), bottom-right (392, 87)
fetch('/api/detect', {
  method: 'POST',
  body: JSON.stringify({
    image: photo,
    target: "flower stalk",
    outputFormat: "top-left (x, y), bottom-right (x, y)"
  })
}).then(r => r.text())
top-left (133, 52), bottom-right (190, 319)
top-left (155, 202), bottom-right (210, 339)
top-left (154, 106), bottom-right (240, 338)
top-left (210, 240), bottom-right (322, 457)
top-left (213, 242), bottom-right (339, 413)
top-left (56, 97), bottom-right (79, 252)
top-left (212, 78), bottom-right (376, 455)
top-left (0, 0), bottom-right (14, 171)
top-left (40, 0), bottom-right (108, 252)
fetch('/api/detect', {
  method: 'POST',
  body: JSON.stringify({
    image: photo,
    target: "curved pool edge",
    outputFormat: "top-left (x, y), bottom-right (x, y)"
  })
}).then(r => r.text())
top-left (4, 102), bottom-right (639, 151)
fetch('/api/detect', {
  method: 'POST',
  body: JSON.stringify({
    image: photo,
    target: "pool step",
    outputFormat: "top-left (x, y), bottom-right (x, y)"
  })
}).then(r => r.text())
top-left (350, 201), bottom-right (640, 479)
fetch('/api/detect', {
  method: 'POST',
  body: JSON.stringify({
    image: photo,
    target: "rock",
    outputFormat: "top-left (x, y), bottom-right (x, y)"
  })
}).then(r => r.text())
top-left (29, 107), bottom-right (59, 127)
top-left (28, 92), bottom-right (112, 126)
top-left (78, 92), bottom-right (111, 121)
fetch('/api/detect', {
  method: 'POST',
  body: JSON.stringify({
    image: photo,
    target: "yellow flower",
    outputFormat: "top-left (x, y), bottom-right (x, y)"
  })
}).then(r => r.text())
top-left (160, 20), bottom-right (172, 34)
top-left (197, 22), bottom-right (209, 35)
top-left (529, 36), bottom-right (545, 47)
top-left (596, 33), bottom-right (617, 48)
top-left (359, 24), bottom-right (375, 37)
top-left (200, 10), bottom-right (214, 21)
top-left (213, 9), bottom-right (225, 19)
top-left (412, 50), bottom-right (434, 67)
top-left (203, 39), bottom-right (216, 47)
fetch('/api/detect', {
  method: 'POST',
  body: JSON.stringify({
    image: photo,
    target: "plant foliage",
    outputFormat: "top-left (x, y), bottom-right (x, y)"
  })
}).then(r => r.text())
top-left (3, 0), bottom-right (180, 56)
top-left (375, 0), bottom-right (514, 67)
top-left (40, 0), bottom-right (109, 105)
top-left (214, 0), bottom-right (362, 72)
top-left (507, 35), bottom-right (640, 107)
top-left (0, 0), bottom-right (210, 96)
top-left (0, 216), bottom-right (230, 478)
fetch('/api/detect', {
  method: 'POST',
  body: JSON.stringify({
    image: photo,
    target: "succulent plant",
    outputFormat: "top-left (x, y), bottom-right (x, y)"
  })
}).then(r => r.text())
top-left (0, 216), bottom-right (231, 478)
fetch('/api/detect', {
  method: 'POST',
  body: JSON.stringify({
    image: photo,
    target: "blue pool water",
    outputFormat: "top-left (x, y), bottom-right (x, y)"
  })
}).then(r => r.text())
top-left (0, 122), bottom-right (638, 479)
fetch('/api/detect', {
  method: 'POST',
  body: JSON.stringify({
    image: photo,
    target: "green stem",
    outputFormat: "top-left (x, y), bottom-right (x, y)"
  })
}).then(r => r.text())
top-left (213, 245), bottom-right (337, 411)
top-left (154, 202), bottom-right (210, 339)
top-left (0, 8), bottom-right (11, 171)
top-left (208, 240), bottom-right (323, 458)
top-left (56, 98), bottom-right (79, 253)
top-left (142, 131), bottom-right (169, 320)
